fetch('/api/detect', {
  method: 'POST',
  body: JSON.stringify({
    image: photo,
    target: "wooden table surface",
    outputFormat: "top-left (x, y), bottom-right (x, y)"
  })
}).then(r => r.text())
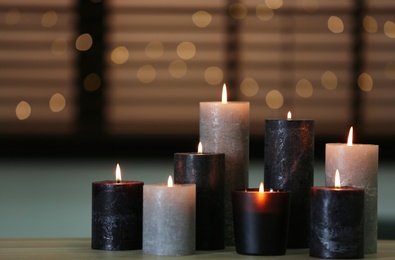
top-left (0, 238), bottom-right (394, 259)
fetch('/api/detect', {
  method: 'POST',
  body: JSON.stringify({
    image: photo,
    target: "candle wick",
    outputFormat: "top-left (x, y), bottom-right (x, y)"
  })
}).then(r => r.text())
top-left (116, 180), bottom-right (120, 183)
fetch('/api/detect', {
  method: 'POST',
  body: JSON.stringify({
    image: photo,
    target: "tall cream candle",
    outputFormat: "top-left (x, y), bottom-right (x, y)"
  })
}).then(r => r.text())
top-left (325, 127), bottom-right (379, 254)
top-left (199, 84), bottom-right (249, 246)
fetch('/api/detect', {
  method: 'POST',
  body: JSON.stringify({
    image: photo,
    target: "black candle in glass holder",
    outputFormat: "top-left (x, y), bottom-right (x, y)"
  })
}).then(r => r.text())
top-left (232, 183), bottom-right (291, 255)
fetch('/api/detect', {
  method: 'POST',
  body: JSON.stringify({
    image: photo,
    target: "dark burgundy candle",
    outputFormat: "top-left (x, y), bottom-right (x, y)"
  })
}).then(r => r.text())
top-left (310, 183), bottom-right (364, 259)
top-left (91, 164), bottom-right (144, 250)
top-left (174, 143), bottom-right (225, 250)
top-left (231, 184), bottom-right (291, 256)
top-left (264, 112), bottom-right (314, 248)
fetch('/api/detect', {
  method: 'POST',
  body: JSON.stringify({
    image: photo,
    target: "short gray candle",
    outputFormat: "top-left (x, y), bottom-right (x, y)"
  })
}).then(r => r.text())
top-left (200, 85), bottom-right (249, 246)
top-left (143, 178), bottom-right (196, 256)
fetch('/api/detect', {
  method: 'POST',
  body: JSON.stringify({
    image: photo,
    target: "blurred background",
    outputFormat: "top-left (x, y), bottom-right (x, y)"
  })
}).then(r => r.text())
top-left (1, 0), bottom-right (395, 158)
top-left (0, 0), bottom-right (394, 239)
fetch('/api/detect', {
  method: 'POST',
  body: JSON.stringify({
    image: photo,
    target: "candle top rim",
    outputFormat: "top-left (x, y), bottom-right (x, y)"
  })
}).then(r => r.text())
top-left (174, 152), bottom-right (225, 156)
top-left (199, 101), bottom-right (249, 104)
top-left (144, 183), bottom-right (196, 187)
top-left (326, 142), bottom-right (378, 146)
top-left (265, 118), bottom-right (314, 122)
top-left (232, 188), bottom-right (290, 194)
top-left (92, 180), bottom-right (144, 185)
top-left (312, 186), bottom-right (364, 191)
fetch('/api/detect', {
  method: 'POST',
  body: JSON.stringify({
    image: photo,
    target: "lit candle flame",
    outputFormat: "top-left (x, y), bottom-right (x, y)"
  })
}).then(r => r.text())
top-left (115, 163), bottom-right (122, 183)
top-left (335, 169), bottom-right (341, 189)
top-left (259, 182), bottom-right (264, 193)
top-left (198, 142), bottom-right (203, 154)
top-left (287, 111), bottom-right (292, 120)
top-left (347, 126), bottom-right (353, 146)
top-left (167, 175), bottom-right (173, 187)
top-left (221, 83), bottom-right (227, 104)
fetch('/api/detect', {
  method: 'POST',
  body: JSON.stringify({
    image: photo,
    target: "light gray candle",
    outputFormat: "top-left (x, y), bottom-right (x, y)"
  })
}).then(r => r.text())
top-left (325, 128), bottom-right (379, 254)
top-left (199, 84), bottom-right (249, 246)
top-left (143, 177), bottom-right (196, 256)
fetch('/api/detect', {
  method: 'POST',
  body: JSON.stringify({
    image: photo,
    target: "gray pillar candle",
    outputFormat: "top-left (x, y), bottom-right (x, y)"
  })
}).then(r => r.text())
top-left (326, 127), bottom-right (379, 254)
top-left (200, 84), bottom-right (249, 246)
top-left (174, 145), bottom-right (225, 250)
top-left (143, 177), bottom-right (196, 256)
top-left (264, 114), bottom-right (314, 248)
top-left (91, 164), bottom-right (143, 250)
top-left (310, 185), bottom-right (364, 259)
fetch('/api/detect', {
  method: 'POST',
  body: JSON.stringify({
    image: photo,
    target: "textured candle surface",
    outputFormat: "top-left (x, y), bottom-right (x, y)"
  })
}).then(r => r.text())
top-left (174, 152), bottom-right (225, 250)
top-left (143, 183), bottom-right (196, 256)
top-left (326, 143), bottom-right (379, 254)
top-left (200, 101), bottom-right (249, 246)
top-left (264, 119), bottom-right (314, 248)
top-left (310, 186), bottom-right (364, 259)
top-left (91, 181), bottom-right (143, 250)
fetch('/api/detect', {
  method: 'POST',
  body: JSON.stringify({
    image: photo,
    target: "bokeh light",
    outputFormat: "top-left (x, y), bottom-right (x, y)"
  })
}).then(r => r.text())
top-left (363, 15), bottom-right (378, 33)
top-left (321, 71), bottom-right (338, 90)
top-left (358, 72), bottom-right (373, 92)
top-left (240, 78), bottom-right (259, 97)
top-left (256, 4), bottom-right (274, 21)
top-left (204, 66), bottom-right (224, 85)
top-left (229, 3), bottom-right (247, 20)
top-left (75, 33), bottom-right (93, 51)
top-left (84, 73), bottom-right (101, 92)
top-left (384, 21), bottom-right (395, 38)
top-left (177, 42), bottom-right (196, 60)
top-left (168, 60), bottom-right (187, 78)
top-left (137, 65), bottom-right (156, 83)
top-left (145, 41), bottom-right (164, 59)
top-left (16, 101), bottom-right (31, 120)
top-left (49, 93), bottom-right (66, 112)
top-left (328, 16), bottom-right (344, 33)
top-left (192, 11), bottom-right (212, 28)
top-left (265, 0), bottom-right (283, 9)
top-left (41, 11), bottom-right (58, 28)
top-left (266, 90), bottom-right (284, 109)
top-left (111, 46), bottom-right (129, 65)
top-left (296, 79), bottom-right (313, 98)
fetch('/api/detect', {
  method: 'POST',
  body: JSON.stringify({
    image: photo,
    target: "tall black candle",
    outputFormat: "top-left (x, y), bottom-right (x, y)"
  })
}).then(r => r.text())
top-left (174, 144), bottom-right (225, 250)
top-left (92, 164), bottom-right (144, 250)
top-left (264, 113), bottom-right (314, 248)
top-left (310, 185), bottom-right (364, 259)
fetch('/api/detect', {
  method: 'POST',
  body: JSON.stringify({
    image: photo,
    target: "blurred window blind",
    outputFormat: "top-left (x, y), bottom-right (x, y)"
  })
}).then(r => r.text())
top-left (105, 0), bottom-right (395, 138)
top-left (105, 1), bottom-right (227, 136)
top-left (0, 0), bottom-right (76, 135)
top-left (1, 0), bottom-right (394, 139)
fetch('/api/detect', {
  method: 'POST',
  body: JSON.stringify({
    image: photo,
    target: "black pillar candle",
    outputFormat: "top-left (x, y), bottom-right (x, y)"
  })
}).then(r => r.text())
top-left (174, 151), bottom-right (225, 250)
top-left (264, 116), bottom-right (314, 248)
top-left (231, 187), bottom-right (291, 255)
top-left (92, 166), bottom-right (144, 251)
top-left (310, 186), bottom-right (364, 259)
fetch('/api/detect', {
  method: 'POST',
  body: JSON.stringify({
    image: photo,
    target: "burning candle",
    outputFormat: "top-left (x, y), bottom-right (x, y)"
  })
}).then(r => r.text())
top-left (325, 127), bottom-right (378, 254)
top-left (200, 83), bottom-right (249, 246)
top-left (91, 164), bottom-right (144, 250)
top-left (174, 142), bottom-right (225, 250)
top-left (232, 182), bottom-right (291, 255)
top-left (264, 111), bottom-right (314, 248)
top-left (310, 170), bottom-right (364, 259)
top-left (143, 176), bottom-right (196, 256)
